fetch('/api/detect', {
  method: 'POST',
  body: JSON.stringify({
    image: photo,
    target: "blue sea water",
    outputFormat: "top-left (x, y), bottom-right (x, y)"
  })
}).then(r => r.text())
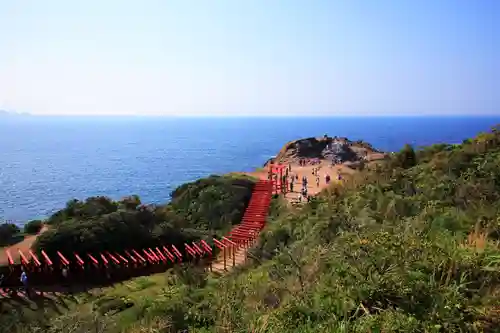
top-left (1, 115), bottom-right (499, 226)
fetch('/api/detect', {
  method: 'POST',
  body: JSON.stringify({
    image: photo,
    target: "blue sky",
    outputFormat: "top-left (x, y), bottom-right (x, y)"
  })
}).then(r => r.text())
top-left (0, 1), bottom-right (498, 116)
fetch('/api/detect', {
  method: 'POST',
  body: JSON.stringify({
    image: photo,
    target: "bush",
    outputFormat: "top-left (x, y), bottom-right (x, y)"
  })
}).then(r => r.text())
top-left (19, 126), bottom-right (500, 332)
top-left (24, 220), bottom-right (43, 234)
top-left (0, 223), bottom-right (21, 246)
top-left (34, 175), bottom-right (255, 257)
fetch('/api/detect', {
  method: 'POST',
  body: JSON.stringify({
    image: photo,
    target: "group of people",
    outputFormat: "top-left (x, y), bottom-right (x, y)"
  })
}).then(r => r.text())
top-left (298, 158), bottom-right (321, 167)
top-left (295, 175), bottom-right (309, 203)
top-left (0, 265), bottom-right (73, 299)
top-left (0, 267), bottom-right (31, 298)
top-left (270, 158), bottom-right (345, 205)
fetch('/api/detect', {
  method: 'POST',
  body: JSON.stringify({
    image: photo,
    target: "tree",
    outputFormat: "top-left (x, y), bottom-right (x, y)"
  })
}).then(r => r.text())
top-left (397, 144), bottom-right (417, 169)
top-left (24, 220), bottom-right (43, 234)
top-left (0, 223), bottom-right (21, 246)
top-left (119, 195), bottom-right (142, 210)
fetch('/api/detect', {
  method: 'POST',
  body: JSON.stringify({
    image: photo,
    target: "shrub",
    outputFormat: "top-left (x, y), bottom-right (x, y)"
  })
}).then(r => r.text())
top-left (0, 223), bottom-right (21, 246)
top-left (34, 175), bottom-right (255, 257)
top-left (17, 126), bottom-right (500, 332)
top-left (23, 220), bottom-right (43, 234)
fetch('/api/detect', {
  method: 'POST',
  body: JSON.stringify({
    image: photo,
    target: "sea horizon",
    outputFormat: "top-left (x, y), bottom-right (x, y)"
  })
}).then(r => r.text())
top-left (3, 113), bottom-right (500, 118)
top-left (1, 115), bottom-right (500, 225)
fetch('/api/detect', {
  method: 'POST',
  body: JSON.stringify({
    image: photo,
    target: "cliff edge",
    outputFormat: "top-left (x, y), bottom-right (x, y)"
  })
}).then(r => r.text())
top-left (266, 135), bottom-right (387, 168)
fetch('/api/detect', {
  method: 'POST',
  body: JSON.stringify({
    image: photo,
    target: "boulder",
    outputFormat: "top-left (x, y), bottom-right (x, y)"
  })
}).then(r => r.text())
top-left (267, 136), bottom-right (386, 165)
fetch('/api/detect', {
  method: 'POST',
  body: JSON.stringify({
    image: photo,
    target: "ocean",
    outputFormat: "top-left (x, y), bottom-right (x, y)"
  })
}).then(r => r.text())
top-left (1, 115), bottom-right (499, 226)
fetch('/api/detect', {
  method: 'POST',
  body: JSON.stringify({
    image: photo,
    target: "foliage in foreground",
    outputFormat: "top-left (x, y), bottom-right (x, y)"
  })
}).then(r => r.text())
top-left (23, 220), bottom-right (43, 235)
top-left (7, 127), bottom-right (500, 332)
top-left (0, 223), bottom-right (22, 247)
top-left (33, 175), bottom-right (255, 257)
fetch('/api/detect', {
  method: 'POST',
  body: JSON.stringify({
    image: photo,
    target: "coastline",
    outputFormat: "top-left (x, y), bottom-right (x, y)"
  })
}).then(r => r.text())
top-left (0, 134), bottom-right (382, 265)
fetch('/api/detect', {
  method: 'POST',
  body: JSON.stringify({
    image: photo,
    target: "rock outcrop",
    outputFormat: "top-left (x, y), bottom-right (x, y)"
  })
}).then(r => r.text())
top-left (265, 135), bottom-right (387, 167)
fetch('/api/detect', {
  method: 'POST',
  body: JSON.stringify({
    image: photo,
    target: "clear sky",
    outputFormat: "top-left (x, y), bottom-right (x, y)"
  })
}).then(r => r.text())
top-left (0, 1), bottom-right (498, 116)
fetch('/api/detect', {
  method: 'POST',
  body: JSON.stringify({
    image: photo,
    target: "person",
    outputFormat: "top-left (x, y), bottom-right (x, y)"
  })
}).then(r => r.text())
top-left (62, 266), bottom-right (73, 293)
top-left (325, 174), bottom-right (331, 184)
top-left (316, 176), bottom-right (320, 187)
top-left (0, 273), bottom-right (4, 294)
top-left (0, 273), bottom-right (12, 296)
top-left (20, 268), bottom-right (30, 298)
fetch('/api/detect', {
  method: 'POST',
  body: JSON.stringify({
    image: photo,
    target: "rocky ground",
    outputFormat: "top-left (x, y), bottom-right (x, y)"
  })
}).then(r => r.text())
top-left (266, 135), bottom-right (387, 168)
top-left (246, 135), bottom-right (387, 204)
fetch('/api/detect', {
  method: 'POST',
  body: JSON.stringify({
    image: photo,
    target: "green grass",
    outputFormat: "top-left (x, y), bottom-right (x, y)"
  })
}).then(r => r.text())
top-left (225, 172), bottom-right (260, 181)
top-left (6, 127), bottom-right (500, 332)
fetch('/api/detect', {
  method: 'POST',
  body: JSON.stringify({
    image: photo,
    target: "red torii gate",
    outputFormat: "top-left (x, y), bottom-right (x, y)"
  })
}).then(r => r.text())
top-left (268, 163), bottom-right (288, 195)
top-left (0, 180), bottom-right (274, 289)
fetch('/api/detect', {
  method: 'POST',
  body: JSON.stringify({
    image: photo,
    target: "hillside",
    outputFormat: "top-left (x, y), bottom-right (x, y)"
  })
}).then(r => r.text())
top-left (4, 128), bottom-right (500, 332)
top-left (0, 175), bottom-right (256, 266)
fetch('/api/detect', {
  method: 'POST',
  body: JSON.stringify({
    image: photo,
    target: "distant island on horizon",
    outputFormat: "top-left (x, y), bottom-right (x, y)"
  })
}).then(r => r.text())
top-left (1, 110), bottom-right (499, 118)
top-left (0, 110), bottom-right (31, 117)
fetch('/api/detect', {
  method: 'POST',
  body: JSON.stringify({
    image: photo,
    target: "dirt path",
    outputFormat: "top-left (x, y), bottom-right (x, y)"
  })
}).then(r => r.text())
top-left (210, 240), bottom-right (257, 274)
top-left (0, 225), bottom-right (48, 265)
top-left (243, 160), bottom-right (356, 204)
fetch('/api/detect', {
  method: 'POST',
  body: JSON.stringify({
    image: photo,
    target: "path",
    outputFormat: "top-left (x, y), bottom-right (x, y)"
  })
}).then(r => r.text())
top-left (0, 225), bottom-right (48, 265)
top-left (208, 161), bottom-right (352, 273)
top-left (242, 160), bottom-right (356, 204)
top-left (1, 179), bottom-right (272, 286)
top-left (210, 242), bottom-right (255, 274)
top-left (210, 177), bottom-right (271, 274)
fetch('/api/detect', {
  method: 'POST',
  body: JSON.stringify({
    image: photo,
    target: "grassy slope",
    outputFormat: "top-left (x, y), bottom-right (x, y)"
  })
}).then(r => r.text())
top-left (5, 129), bottom-right (500, 332)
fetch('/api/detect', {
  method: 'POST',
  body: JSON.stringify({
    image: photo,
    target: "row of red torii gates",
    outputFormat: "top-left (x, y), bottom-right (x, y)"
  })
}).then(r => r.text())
top-left (268, 162), bottom-right (289, 195)
top-left (0, 179), bottom-right (275, 291)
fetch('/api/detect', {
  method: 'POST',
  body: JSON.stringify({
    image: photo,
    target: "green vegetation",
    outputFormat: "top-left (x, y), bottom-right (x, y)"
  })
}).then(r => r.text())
top-left (33, 175), bottom-right (255, 257)
top-left (23, 220), bottom-right (43, 235)
top-left (6, 127), bottom-right (500, 332)
top-left (0, 223), bottom-right (23, 247)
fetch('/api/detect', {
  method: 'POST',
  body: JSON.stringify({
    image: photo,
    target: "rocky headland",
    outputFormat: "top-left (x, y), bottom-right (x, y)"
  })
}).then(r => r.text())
top-left (264, 135), bottom-right (387, 169)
